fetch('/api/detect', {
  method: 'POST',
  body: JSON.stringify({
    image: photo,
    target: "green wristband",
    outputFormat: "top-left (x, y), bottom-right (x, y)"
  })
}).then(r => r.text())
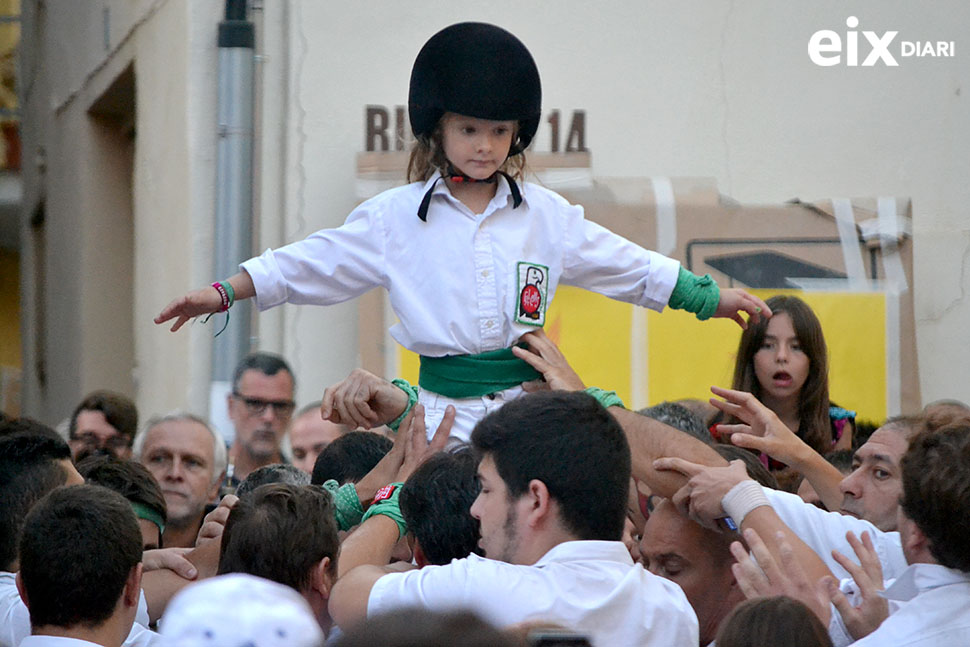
top-left (585, 386), bottom-right (625, 410)
top-left (388, 378), bottom-right (419, 432)
top-left (360, 482), bottom-right (407, 539)
top-left (320, 480), bottom-right (365, 531)
top-left (668, 266), bottom-right (720, 321)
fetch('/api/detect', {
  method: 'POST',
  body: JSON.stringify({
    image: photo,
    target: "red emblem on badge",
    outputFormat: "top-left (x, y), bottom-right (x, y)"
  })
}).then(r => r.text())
top-left (520, 284), bottom-right (541, 316)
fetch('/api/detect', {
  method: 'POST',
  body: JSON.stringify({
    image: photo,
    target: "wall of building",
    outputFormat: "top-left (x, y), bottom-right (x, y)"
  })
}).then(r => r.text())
top-left (18, 0), bottom-right (970, 427)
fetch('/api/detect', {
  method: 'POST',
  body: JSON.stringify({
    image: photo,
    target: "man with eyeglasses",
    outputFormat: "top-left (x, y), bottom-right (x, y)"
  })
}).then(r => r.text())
top-left (225, 352), bottom-right (297, 491)
top-left (68, 390), bottom-right (139, 462)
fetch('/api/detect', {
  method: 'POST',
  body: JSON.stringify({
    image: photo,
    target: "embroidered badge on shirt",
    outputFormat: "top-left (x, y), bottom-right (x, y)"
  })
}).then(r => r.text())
top-left (373, 484), bottom-right (397, 503)
top-left (515, 262), bottom-right (549, 326)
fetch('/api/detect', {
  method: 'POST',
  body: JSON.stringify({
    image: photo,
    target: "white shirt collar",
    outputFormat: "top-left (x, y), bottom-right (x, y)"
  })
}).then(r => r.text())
top-left (422, 170), bottom-right (524, 219)
top-left (533, 540), bottom-right (634, 567)
top-left (882, 562), bottom-right (970, 603)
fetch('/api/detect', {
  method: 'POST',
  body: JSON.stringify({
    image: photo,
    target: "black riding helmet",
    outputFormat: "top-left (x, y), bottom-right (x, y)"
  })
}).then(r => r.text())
top-left (408, 22), bottom-right (542, 156)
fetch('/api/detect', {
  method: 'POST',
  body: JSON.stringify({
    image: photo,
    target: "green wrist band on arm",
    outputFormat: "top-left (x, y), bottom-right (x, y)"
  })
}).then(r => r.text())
top-left (320, 479), bottom-right (365, 531)
top-left (584, 386), bottom-right (625, 410)
top-left (387, 378), bottom-right (420, 432)
top-left (360, 482), bottom-right (407, 539)
top-left (667, 266), bottom-right (721, 321)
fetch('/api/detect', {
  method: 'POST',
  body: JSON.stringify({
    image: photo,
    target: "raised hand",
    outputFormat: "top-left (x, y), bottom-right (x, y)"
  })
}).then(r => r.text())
top-left (653, 456), bottom-right (750, 529)
top-left (321, 368), bottom-right (410, 429)
top-left (823, 531), bottom-right (889, 640)
top-left (710, 386), bottom-right (808, 465)
top-left (730, 528), bottom-right (832, 625)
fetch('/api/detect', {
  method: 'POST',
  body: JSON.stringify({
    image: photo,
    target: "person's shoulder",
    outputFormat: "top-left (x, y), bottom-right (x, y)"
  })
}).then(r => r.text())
top-left (356, 181), bottom-right (427, 212)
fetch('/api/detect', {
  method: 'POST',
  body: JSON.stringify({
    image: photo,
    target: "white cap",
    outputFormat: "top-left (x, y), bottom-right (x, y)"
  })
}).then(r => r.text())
top-left (160, 573), bottom-right (324, 647)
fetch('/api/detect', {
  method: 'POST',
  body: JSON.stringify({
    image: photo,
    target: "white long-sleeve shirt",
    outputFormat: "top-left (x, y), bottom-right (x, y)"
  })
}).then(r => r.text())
top-left (242, 173), bottom-right (680, 357)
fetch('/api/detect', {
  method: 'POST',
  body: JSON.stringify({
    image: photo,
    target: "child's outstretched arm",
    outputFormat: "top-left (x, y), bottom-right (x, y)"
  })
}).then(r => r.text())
top-left (667, 266), bottom-right (771, 329)
top-left (154, 270), bottom-right (256, 332)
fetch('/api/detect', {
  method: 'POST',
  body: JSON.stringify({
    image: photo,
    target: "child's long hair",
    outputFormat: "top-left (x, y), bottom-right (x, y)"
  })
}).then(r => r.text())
top-left (406, 118), bottom-right (527, 183)
top-left (731, 294), bottom-right (831, 454)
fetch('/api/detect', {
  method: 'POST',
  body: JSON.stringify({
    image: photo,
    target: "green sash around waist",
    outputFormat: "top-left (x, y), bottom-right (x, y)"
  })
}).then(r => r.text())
top-left (418, 347), bottom-right (542, 399)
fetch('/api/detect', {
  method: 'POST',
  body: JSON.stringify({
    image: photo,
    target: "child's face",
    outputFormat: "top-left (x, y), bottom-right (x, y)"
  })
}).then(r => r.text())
top-left (753, 312), bottom-right (810, 404)
top-left (440, 113), bottom-right (515, 180)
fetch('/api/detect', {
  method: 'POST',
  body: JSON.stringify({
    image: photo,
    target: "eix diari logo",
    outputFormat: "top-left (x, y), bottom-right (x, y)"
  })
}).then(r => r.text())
top-left (808, 16), bottom-right (955, 66)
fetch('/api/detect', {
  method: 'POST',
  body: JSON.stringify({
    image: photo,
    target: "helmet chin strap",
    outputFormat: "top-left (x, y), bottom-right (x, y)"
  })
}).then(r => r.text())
top-left (417, 166), bottom-right (523, 221)
top-left (444, 163), bottom-right (498, 184)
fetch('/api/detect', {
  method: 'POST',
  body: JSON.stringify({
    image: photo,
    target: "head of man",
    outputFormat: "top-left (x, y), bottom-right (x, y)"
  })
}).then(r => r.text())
top-left (69, 390), bottom-right (138, 461)
top-left (898, 424), bottom-right (970, 571)
top-left (17, 484), bottom-right (143, 642)
top-left (0, 427), bottom-right (85, 572)
top-left (640, 498), bottom-right (743, 646)
top-left (400, 448), bottom-right (483, 566)
top-left (288, 402), bottom-right (348, 474)
top-left (311, 431), bottom-right (392, 486)
top-left (77, 454), bottom-right (168, 550)
top-left (469, 391), bottom-right (631, 565)
top-left (218, 484), bottom-right (339, 629)
top-left (227, 352), bottom-right (296, 462)
top-left (838, 415), bottom-right (921, 531)
top-left (134, 413), bottom-right (226, 545)
top-left (235, 463), bottom-right (310, 498)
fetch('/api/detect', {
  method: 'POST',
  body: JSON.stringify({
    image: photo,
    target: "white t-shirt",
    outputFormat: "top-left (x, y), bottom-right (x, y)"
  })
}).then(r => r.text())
top-left (366, 540), bottom-right (698, 647)
top-left (0, 572), bottom-right (159, 647)
top-left (18, 637), bottom-right (103, 647)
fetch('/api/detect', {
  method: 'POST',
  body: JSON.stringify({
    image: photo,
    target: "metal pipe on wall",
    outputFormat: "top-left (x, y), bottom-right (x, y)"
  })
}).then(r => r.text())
top-left (210, 0), bottom-right (254, 444)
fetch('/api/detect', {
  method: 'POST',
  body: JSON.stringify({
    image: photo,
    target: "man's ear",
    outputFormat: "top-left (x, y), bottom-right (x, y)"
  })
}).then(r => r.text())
top-left (900, 516), bottom-right (930, 560)
top-left (525, 479), bottom-right (553, 529)
top-left (15, 571), bottom-right (28, 609)
top-left (207, 471), bottom-right (227, 501)
top-left (413, 542), bottom-right (429, 569)
top-left (310, 556), bottom-right (335, 599)
top-left (123, 563), bottom-right (144, 608)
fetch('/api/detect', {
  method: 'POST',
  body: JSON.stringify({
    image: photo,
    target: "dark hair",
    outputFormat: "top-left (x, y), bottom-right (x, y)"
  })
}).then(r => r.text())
top-left (0, 430), bottom-right (75, 569)
top-left (76, 455), bottom-right (167, 537)
top-left (218, 484), bottom-right (339, 592)
top-left (236, 463), bottom-right (310, 498)
top-left (311, 431), bottom-right (392, 485)
top-left (824, 448), bottom-right (855, 474)
top-left (232, 352), bottom-right (295, 392)
top-left (714, 444), bottom-right (778, 489)
top-left (400, 448), bottom-right (483, 564)
top-left (900, 424), bottom-right (970, 571)
top-left (334, 608), bottom-right (515, 647)
top-left (638, 401), bottom-right (711, 445)
top-left (0, 417), bottom-right (64, 442)
top-left (715, 596), bottom-right (833, 647)
top-left (19, 484), bottom-right (142, 628)
top-left (471, 390), bottom-right (631, 541)
top-left (69, 390), bottom-right (139, 441)
top-left (730, 295), bottom-right (831, 454)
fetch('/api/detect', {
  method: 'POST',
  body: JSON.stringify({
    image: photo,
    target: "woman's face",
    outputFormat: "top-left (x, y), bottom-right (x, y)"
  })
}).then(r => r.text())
top-left (753, 312), bottom-right (810, 404)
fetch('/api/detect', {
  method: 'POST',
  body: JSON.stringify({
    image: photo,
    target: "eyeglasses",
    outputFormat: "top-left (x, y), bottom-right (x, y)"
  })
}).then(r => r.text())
top-left (232, 392), bottom-right (296, 418)
top-left (70, 432), bottom-right (132, 451)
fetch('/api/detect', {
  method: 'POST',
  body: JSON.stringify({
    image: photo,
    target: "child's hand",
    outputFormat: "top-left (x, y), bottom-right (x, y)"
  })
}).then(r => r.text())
top-left (713, 288), bottom-right (771, 329)
top-left (154, 287), bottom-right (224, 332)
